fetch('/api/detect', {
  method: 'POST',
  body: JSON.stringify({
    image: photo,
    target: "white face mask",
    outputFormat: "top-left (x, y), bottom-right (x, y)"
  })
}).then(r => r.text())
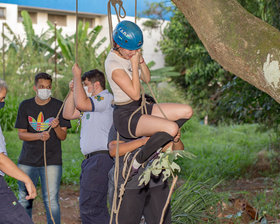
top-left (37, 89), bottom-right (52, 100)
top-left (83, 86), bottom-right (92, 97)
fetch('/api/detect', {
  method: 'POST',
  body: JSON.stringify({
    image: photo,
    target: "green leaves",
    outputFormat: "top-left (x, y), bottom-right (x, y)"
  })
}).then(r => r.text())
top-left (1, 11), bottom-right (109, 100)
top-left (171, 177), bottom-right (222, 223)
top-left (138, 147), bottom-right (195, 186)
top-left (21, 11), bottom-right (35, 47)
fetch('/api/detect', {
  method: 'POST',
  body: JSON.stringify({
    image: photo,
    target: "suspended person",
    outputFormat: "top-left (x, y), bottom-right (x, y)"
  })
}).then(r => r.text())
top-left (63, 64), bottom-right (114, 224)
top-left (105, 20), bottom-right (193, 177)
top-left (0, 79), bottom-right (37, 224)
top-left (107, 125), bottom-right (184, 224)
top-left (15, 73), bottom-right (72, 224)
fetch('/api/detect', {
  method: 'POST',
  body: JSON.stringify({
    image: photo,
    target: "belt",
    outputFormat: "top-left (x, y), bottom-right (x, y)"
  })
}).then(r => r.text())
top-left (84, 150), bottom-right (109, 159)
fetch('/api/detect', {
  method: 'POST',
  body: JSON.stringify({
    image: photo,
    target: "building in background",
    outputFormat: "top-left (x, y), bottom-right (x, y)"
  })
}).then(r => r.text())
top-left (0, 0), bottom-right (170, 69)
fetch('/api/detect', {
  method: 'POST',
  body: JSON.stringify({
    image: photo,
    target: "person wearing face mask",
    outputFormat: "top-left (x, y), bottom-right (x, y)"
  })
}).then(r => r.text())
top-left (15, 73), bottom-right (71, 224)
top-left (0, 79), bottom-right (37, 223)
top-left (63, 65), bottom-right (114, 224)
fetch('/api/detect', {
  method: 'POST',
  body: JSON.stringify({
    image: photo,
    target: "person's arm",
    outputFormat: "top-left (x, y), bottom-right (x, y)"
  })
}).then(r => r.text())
top-left (50, 118), bottom-right (68, 141)
top-left (63, 80), bottom-right (81, 120)
top-left (18, 129), bottom-right (50, 141)
top-left (72, 63), bottom-right (93, 112)
top-left (172, 139), bottom-right (184, 151)
top-left (0, 153), bottom-right (37, 200)
top-left (162, 130), bottom-right (184, 152)
top-left (172, 130), bottom-right (184, 151)
top-left (109, 137), bottom-right (149, 157)
top-left (112, 50), bottom-right (142, 101)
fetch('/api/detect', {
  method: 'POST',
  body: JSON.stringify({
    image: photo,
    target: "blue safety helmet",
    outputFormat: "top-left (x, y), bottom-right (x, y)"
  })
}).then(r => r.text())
top-left (113, 20), bottom-right (143, 50)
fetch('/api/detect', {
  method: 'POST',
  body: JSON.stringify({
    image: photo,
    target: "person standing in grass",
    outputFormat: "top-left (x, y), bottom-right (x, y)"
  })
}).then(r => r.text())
top-left (0, 79), bottom-right (37, 224)
top-left (63, 64), bottom-right (114, 224)
top-left (15, 73), bottom-right (71, 224)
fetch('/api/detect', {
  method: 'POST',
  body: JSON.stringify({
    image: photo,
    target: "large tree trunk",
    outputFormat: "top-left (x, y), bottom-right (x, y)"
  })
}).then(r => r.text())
top-left (172, 0), bottom-right (280, 103)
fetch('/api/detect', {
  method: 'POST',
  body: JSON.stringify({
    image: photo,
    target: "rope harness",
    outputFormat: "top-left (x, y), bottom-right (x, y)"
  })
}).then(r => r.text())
top-left (107, 1), bottom-right (178, 224)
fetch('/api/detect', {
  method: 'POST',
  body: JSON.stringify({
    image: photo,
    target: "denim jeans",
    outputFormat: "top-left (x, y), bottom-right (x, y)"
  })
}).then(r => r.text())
top-left (18, 164), bottom-right (62, 224)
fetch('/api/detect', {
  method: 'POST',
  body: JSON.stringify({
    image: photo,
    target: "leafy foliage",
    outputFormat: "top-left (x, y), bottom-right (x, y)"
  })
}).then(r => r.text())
top-left (1, 11), bottom-right (109, 101)
top-left (138, 147), bottom-right (195, 186)
top-left (144, 1), bottom-right (280, 134)
top-left (0, 96), bottom-right (21, 131)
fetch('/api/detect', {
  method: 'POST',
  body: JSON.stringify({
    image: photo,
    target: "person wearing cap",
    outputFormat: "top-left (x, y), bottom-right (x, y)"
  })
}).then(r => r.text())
top-left (0, 79), bottom-right (37, 224)
top-left (105, 20), bottom-right (193, 178)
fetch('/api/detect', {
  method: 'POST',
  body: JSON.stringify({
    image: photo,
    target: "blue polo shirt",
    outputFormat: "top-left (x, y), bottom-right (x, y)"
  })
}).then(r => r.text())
top-left (0, 124), bottom-right (7, 176)
top-left (80, 89), bottom-right (114, 155)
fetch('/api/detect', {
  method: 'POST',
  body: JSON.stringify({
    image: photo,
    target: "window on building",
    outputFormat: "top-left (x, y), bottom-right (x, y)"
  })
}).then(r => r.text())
top-left (78, 17), bottom-right (95, 28)
top-left (0, 8), bottom-right (6, 20)
top-left (48, 14), bottom-right (67, 26)
top-left (18, 11), bottom-right (37, 24)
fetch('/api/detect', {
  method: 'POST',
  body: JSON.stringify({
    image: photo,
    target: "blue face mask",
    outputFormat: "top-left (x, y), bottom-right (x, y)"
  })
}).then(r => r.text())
top-left (0, 102), bottom-right (5, 109)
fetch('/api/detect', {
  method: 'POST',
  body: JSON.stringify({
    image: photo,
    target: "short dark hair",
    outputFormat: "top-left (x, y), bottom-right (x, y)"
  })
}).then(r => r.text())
top-left (82, 69), bottom-right (106, 90)
top-left (34, 73), bottom-right (52, 85)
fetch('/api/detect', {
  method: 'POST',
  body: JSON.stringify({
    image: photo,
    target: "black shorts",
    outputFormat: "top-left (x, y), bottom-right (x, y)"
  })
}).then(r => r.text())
top-left (113, 99), bottom-right (154, 138)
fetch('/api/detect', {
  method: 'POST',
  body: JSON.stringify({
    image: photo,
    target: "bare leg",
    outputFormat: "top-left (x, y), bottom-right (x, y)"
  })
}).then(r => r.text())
top-left (132, 115), bottom-right (178, 165)
top-left (152, 103), bottom-right (193, 121)
top-left (132, 103), bottom-right (193, 169)
top-left (135, 115), bottom-right (179, 137)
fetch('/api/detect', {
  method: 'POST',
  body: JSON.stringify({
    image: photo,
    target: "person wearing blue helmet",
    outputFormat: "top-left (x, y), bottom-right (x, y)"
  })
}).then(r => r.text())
top-left (105, 20), bottom-right (193, 178)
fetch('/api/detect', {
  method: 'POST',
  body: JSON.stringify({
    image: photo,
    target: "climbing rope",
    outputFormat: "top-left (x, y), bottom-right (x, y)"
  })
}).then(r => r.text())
top-left (107, 1), bottom-right (178, 223)
top-left (107, 0), bottom-right (126, 48)
top-left (43, 0), bottom-right (79, 223)
top-left (75, 0), bottom-right (79, 64)
top-left (43, 93), bottom-right (69, 224)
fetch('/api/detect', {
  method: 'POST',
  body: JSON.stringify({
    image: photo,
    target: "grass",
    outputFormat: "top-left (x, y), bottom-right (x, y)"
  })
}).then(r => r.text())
top-left (4, 131), bottom-right (83, 190)
top-left (178, 117), bottom-right (276, 181)
top-left (4, 119), bottom-right (276, 186)
top-left (2, 105), bottom-right (278, 222)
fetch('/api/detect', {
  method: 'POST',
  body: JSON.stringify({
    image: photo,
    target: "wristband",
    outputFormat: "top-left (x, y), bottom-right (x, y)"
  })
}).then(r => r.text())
top-left (139, 59), bottom-right (145, 64)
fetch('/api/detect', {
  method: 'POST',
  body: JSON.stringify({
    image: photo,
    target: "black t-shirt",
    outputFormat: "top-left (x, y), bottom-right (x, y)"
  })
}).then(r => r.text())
top-left (15, 97), bottom-right (71, 166)
top-left (107, 126), bottom-right (165, 190)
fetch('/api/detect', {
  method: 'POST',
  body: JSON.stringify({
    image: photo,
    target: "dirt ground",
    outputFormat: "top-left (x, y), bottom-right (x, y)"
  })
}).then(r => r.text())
top-left (30, 177), bottom-right (278, 224)
top-left (32, 185), bottom-right (81, 224)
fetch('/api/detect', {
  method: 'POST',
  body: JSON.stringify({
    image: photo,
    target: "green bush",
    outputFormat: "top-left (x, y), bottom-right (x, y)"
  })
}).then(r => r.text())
top-left (0, 96), bottom-right (21, 131)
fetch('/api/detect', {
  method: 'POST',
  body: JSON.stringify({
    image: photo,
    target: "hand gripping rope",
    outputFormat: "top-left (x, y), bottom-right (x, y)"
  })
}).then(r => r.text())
top-left (43, 0), bottom-right (79, 223)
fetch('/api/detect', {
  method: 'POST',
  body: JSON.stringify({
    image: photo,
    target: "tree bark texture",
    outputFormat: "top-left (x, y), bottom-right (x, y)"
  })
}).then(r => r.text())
top-left (172, 0), bottom-right (280, 103)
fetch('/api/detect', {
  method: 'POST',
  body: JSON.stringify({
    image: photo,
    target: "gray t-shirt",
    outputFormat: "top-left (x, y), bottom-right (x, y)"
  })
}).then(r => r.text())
top-left (107, 126), bottom-right (165, 190)
top-left (80, 89), bottom-right (114, 155)
top-left (0, 124), bottom-right (7, 176)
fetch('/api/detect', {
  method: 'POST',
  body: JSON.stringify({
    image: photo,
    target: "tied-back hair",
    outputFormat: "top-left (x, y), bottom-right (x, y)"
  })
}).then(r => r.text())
top-left (82, 69), bottom-right (106, 90)
top-left (34, 73), bottom-right (52, 85)
top-left (0, 79), bottom-right (8, 91)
